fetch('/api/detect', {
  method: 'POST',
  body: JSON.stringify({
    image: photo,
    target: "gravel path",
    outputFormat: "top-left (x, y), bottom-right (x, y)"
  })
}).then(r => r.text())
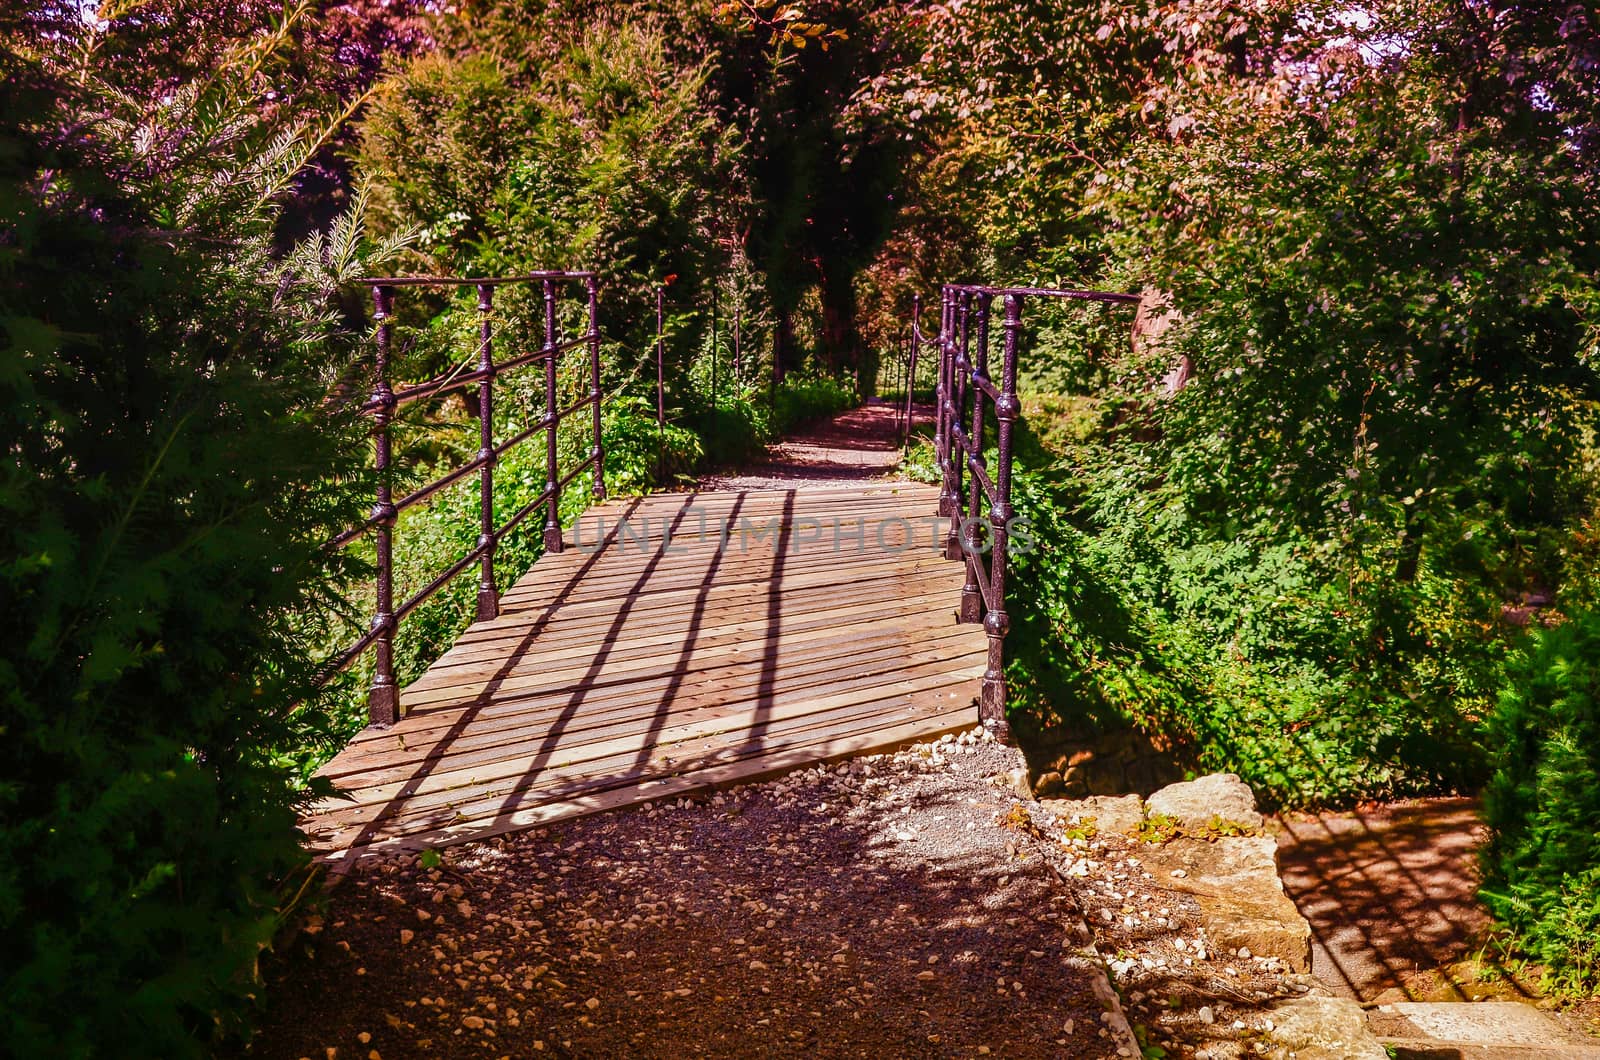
top-left (696, 400), bottom-right (929, 492)
top-left (248, 733), bottom-right (1142, 1059)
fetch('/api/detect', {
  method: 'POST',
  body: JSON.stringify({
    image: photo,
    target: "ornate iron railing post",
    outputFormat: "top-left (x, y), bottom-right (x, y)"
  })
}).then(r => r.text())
top-left (368, 284), bottom-right (400, 727)
top-left (943, 291), bottom-right (973, 561)
top-left (474, 284), bottom-right (499, 622)
top-left (913, 281), bottom-right (1140, 743)
top-left (587, 276), bottom-right (606, 502)
top-left (936, 290), bottom-right (958, 520)
top-left (904, 299), bottom-right (921, 448)
top-left (542, 278), bottom-right (564, 553)
top-left (979, 292), bottom-right (1024, 739)
top-left (958, 293), bottom-right (992, 624)
top-left (655, 284), bottom-right (666, 482)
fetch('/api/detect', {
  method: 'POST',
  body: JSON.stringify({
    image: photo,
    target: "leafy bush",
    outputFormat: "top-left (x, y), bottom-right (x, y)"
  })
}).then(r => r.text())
top-left (772, 372), bottom-right (859, 435)
top-left (602, 395), bottom-right (705, 491)
top-left (1481, 611), bottom-right (1600, 994)
top-left (1003, 462), bottom-right (1491, 809)
top-left (685, 396), bottom-right (771, 469)
top-left (356, 18), bottom-right (745, 402)
top-left (870, 0), bottom-right (1600, 813)
top-left (1, 7), bottom-right (374, 1053)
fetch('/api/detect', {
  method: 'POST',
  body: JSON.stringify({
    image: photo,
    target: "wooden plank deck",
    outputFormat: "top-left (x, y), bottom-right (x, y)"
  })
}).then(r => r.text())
top-left (302, 481), bottom-right (986, 864)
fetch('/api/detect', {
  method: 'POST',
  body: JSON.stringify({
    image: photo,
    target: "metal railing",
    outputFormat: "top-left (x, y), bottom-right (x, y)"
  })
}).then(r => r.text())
top-left (321, 272), bottom-right (606, 727)
top-left (912, 283), bottom-right (1140, 740)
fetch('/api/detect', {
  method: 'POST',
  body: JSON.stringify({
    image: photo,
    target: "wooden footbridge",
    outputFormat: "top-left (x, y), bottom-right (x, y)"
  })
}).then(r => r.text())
top-left (305, 276), bottom-right (1136, 864)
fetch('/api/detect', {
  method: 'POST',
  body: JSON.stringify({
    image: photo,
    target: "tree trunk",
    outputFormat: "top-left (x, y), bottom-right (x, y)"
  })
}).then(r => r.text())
top-left (818, 266), bottom-right (859, 376)
top-left (772, 308), bottom-right (796, 389)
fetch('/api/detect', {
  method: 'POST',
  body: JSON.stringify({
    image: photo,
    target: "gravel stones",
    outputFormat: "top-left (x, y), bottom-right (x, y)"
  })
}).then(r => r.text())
top-left (248, 730), bottom-right (1127, 1059)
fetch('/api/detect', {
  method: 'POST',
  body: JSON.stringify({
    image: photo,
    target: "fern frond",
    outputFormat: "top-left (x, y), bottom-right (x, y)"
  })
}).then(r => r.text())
top-left (248, 89), bottom-right (376, 213)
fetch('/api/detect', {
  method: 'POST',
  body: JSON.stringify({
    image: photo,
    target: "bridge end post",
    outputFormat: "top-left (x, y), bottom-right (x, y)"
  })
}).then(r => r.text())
top-left (542, 278), bottom-right (564, 554)
top-left (980, 610), bottom-right (1011, 743)
top-left (368, 283), bottom-right (400, 728)
top-left (474, 284), bottom-right (500, 623)
top-left (978, 291), bottom-right (1025, 745)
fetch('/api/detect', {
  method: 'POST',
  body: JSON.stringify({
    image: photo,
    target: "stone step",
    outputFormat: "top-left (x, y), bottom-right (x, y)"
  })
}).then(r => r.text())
top-left (1371, 1002), bottom-right (1600, 1059)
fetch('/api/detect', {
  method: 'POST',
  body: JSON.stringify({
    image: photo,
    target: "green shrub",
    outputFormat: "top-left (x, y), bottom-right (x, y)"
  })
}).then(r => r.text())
top-left (1002, 456), bottom-right (1492, 810)
top-left (772, 372), bottom-right (858, 435)
top-left (356, 18), bottom-right (745, 408)
top-left (685, 396), bottom-right (771, 468)
top-left (602, 394), bottom-right (705, 491)
top-left (1, 8), bottom-right (375, 1053)
top-left (1481, 611), bottom-right (1600, 994)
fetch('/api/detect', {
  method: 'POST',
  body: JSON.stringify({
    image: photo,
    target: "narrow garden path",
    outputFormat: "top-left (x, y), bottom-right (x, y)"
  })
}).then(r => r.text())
top-left (696, 398), bottom-right (928, 490)
top-left (247, 406), bottom-right (1363, 1060)
top-left (1275, 801), bottom-right (1600, 1044)
top-left (1274, 799), bottom-right (1493, 1004)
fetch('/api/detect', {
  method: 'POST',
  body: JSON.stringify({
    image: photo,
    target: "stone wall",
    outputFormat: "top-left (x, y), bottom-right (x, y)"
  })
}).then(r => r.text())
top-left (1024, 725), bottom-right (1187, 799)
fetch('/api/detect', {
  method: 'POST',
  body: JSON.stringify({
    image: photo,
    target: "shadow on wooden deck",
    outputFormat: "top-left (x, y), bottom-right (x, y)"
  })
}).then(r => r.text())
top-left (301, 481), bottom-right (985, 867)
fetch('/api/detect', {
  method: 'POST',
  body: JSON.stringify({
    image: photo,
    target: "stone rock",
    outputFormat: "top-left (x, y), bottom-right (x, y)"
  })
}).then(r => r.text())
top-left (1033, 771), bottom-right (1065, 798)
top-left (1145, 773), bottom-right (1264, 832)
top-left (1265, 996), bottom-right (1388, 1059)
top-left (1081, 758), bottom-right (1126, 794)
top-left (1138, 836), bottom-right (1312, 971)
top-left (1368, 1001), bottom-right (1600, 1055)
top-left (1040, 794), bottom-right (1146, 836)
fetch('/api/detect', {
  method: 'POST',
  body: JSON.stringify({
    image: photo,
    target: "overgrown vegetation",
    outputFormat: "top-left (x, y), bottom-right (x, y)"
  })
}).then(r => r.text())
top-left (5, 0), bottom-right (1600, 1043)
top-left (0, 2), bottom-right (390, 1052)
top-left (1481, 610), bottom-right (1600, 995)
top-left (862, 0), bottom-right (1598, 986)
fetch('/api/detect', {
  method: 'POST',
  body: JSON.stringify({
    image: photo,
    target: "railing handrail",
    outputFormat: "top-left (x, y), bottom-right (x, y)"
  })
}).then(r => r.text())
top-left (318, 272), bottom-right (607, 727)
top-left (917, 282), bottom-right (1140, 741)
top-left (354, 271), bottom-right (598, 286)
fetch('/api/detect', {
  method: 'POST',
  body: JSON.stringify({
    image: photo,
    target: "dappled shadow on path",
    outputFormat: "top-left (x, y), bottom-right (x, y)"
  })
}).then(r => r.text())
top-left (698, 400), bottom-right (933, 489)
top-left (1273, 798), bottom-right (1531, 1003)
top-left (252, 742), bottom-right (1116, 1059)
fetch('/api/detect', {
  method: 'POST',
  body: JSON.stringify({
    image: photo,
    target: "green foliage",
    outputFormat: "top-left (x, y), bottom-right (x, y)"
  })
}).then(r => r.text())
top-left (1135, 814), bottom-right (1180, 845)
top-left (1005, 451), bottom-right (1498, 809)
top-left (772, 371), bottom-right (859, 435)
top-left (604, 395), bottom-right (706, 491)
top-left (872, 0), bottom-right (1600, 813)
top-left (356, 17), bottom-right (747, 400)
top-left (1, 4), bottom-right (377, 1053)
top-left (1481, 610), bottom-right (1600, 995)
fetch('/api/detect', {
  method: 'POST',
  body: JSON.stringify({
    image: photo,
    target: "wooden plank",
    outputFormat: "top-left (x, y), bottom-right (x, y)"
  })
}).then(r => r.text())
top-left (497, 520), bottom-right (951, 602)
top-left (321, 699), bottom-right (977, 864)
top-left (458, 559), bottom-right (957, 649)
top-left (326, 637), bottom-right (984, 790)
top-left (317, 647), bottom-right (983, 804)
top-left (303, 479), bottom-right (985, 857)
top-left (311, 677), bottom-right (980, 857)
top-left (398, 602), bottom-right (973, 708)
top-left (339, 626), bottom-right (979, 765)
top-left (417, 580), bottom-right (962, 672)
